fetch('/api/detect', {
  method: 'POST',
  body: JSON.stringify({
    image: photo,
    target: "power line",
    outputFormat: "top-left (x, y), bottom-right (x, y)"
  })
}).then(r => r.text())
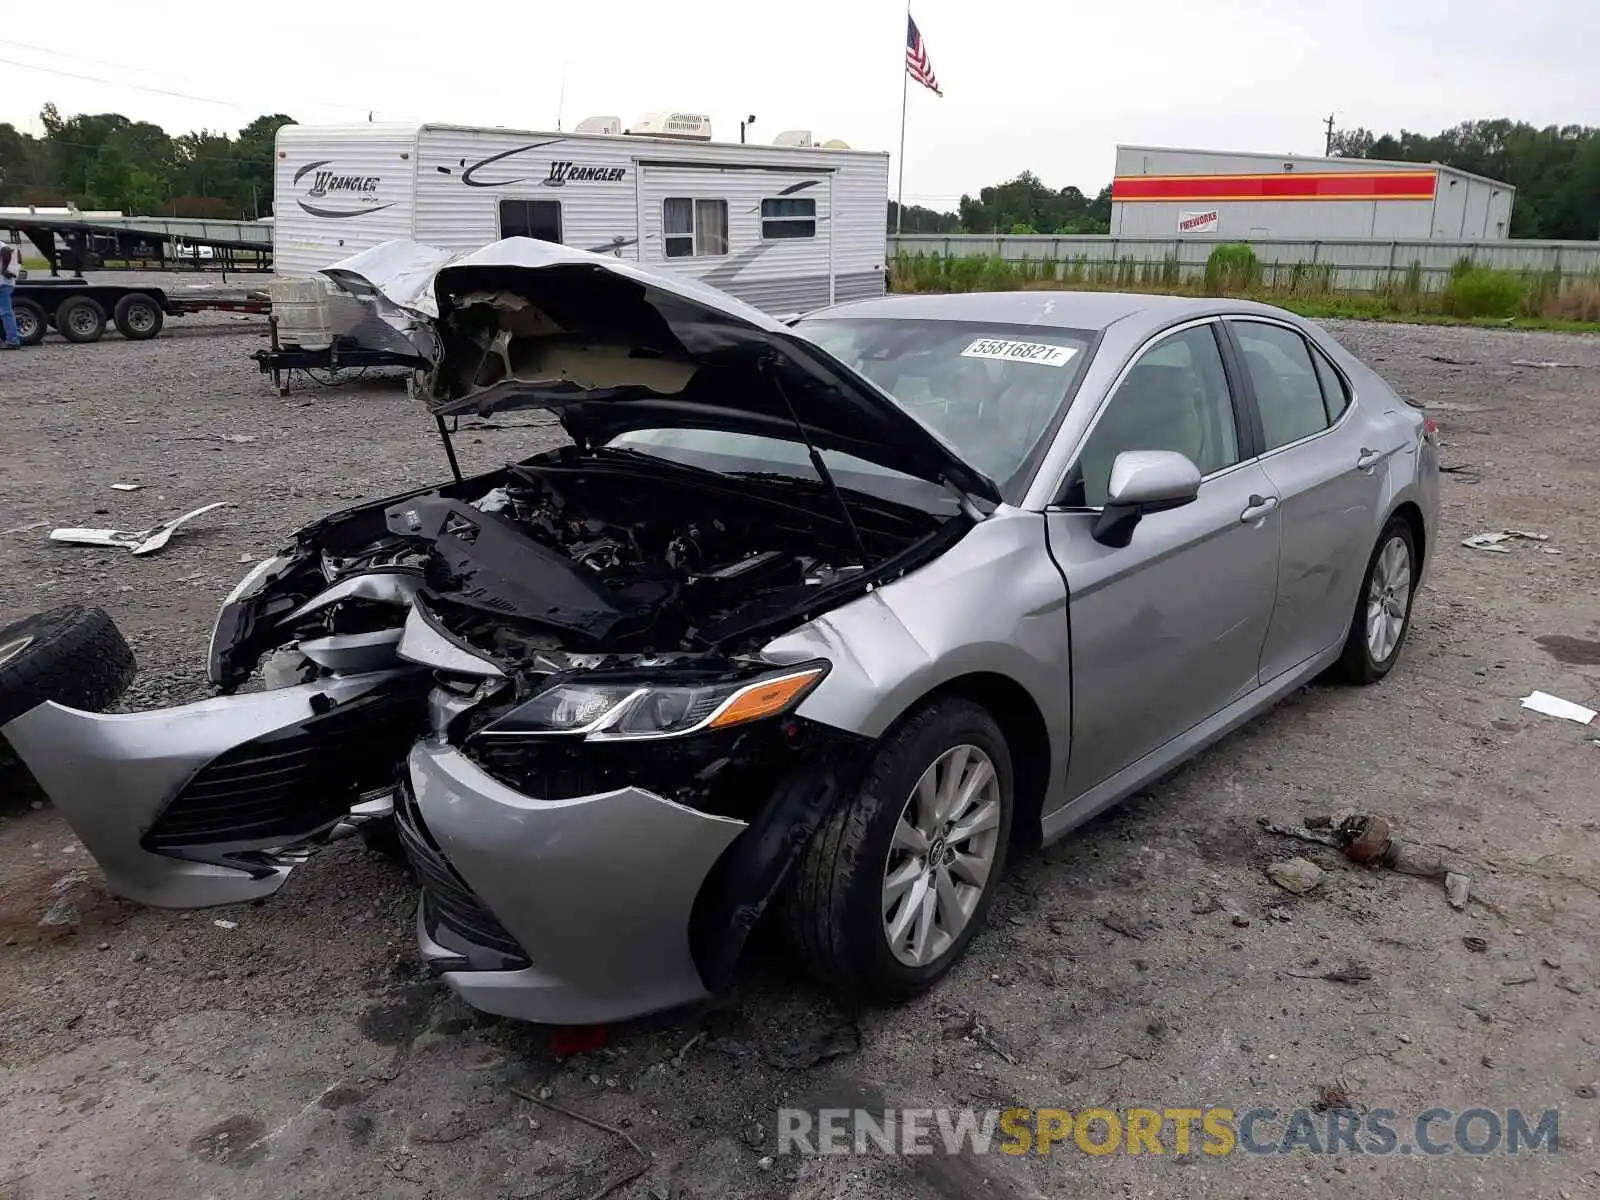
top-left (0, 44), bottom-right (370, 115)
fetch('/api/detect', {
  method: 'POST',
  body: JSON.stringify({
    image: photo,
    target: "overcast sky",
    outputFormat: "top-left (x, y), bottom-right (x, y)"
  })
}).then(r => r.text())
top-left (3, 0), bottom-right (1596, 209)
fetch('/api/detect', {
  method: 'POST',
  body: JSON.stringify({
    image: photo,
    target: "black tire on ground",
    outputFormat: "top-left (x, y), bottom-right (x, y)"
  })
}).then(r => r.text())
top-left (783, 696), bottom-right (1014, 1001)
top-left (112, 293), bottom-right (165, 341)
top-left (1333, 515), bottom-right (1419, 685)
top-left (358, 816), bottom-right (409, 862)
top-left (13, 297), bottom-right (46, 346)
top-left (0, 605), bottom-right (138, 729)
top-left (55, 295), bottom-right (107, 344)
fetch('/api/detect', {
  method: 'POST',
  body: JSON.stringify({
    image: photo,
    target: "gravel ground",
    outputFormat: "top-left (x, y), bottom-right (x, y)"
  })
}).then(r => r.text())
top-left (1, 307), bottom-right (1599, 1200)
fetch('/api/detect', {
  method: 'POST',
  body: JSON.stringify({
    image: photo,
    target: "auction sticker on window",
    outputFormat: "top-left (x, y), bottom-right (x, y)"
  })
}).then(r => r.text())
top-left (961, 338), bottom-right (1079, 367)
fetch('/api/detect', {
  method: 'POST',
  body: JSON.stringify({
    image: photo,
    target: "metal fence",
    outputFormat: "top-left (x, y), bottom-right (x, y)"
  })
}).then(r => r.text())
top-left (886, 234), bottom-right (1600, 291)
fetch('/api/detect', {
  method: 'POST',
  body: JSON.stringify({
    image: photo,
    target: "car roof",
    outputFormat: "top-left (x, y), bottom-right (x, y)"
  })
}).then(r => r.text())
top-left (805, 290), bottom-right (1299, 335)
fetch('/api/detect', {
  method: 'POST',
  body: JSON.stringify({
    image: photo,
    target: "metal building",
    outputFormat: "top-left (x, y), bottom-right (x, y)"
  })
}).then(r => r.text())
top-left (1110, 145), bottom-right (1515, 241)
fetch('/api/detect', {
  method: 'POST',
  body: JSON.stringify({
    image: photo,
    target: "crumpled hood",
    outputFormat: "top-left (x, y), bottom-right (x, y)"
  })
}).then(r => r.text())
top-left (320, 238), bottom-right (1000, 504)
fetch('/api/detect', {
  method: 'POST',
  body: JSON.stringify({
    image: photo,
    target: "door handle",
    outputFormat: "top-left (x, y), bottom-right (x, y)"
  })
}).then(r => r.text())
top-left (1356, 447), bottom-right (1382, 470)
top-left (1240, 494), bottom-right (1278, 523)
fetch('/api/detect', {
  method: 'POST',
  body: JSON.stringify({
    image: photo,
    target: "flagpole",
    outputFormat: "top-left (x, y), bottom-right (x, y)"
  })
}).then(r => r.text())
top-left (896, 0), bottom-right (910, 235)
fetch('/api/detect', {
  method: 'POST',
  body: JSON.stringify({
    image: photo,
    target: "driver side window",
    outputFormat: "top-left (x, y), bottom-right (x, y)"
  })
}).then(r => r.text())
top-left (1064, 324), bottom-right (1241, 508)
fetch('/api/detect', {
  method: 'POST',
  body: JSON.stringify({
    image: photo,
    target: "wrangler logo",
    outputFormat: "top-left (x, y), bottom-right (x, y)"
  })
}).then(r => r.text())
top-left (306, 171), bottom-right (381, 198)
top-left (545, 162), bottom-right (627, 186)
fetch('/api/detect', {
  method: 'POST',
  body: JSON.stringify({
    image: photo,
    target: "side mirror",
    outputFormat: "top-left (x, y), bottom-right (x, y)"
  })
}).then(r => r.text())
top-left (1092, 450), bottom-right (1202, 547)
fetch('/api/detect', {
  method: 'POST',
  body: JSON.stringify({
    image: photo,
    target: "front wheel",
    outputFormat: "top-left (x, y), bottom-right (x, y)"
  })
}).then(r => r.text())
top-left (783, 697), bottom-right (1013, 1000)
top-left (1334, 516), bottom-right (1418, 684)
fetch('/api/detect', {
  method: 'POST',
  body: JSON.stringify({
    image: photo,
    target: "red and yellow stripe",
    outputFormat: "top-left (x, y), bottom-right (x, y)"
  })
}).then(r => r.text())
top-left (1112, 170), bottom-right (1438, 203)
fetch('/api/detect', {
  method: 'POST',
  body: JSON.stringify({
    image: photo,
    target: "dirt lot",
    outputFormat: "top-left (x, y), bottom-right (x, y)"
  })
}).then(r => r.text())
top-left (2, 308), bottom-right (1598, 1200)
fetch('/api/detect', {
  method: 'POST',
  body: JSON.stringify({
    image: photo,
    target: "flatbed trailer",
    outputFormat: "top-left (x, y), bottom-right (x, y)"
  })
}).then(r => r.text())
top-left (10, 279), bottom-right (270, 346)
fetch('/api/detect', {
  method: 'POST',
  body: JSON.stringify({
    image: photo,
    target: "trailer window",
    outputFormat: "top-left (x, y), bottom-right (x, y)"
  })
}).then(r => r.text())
top-left (761, 197), bottom-right (816, 240)
top-left (499, 199), bottom-right (563, 244)
top-left (663, 198), bottom-right (729, 258)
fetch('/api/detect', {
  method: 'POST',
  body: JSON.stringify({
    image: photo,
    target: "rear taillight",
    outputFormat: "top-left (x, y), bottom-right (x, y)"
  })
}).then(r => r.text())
top-left (1422, 417), bottom-right (1440, 446)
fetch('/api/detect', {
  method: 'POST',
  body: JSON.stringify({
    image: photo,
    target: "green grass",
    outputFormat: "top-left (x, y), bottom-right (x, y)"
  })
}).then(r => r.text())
top-left (888, 251), bottom-right (1600, 333)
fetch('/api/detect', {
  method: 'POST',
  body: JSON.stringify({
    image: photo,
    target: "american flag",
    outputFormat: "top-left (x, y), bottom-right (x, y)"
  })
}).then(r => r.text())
top-left (906, 16), bottom-right (942, 96)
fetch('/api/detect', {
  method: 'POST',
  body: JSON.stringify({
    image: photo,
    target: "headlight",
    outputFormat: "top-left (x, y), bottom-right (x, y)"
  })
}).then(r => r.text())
top-left (474, 663), bottom-right (828, 742)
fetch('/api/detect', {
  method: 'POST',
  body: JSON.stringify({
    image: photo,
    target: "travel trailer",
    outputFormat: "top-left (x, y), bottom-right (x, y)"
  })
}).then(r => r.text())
top-left (269, 118), bottom-right (890, 348)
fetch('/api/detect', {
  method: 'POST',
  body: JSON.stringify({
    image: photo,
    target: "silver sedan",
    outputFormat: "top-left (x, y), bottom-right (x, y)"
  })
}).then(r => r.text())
top-left (3, 242), bottom-right (1438, 1022)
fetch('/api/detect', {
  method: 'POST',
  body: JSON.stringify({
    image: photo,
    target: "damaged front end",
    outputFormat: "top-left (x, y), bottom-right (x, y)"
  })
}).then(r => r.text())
top-left (6, 237), bottom-right (993, 1020)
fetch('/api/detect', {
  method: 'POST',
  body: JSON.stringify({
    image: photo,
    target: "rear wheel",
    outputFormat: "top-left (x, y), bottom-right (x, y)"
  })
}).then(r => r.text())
top-left (56, 296), bottom-right (107, 344)
top-left (784, 697), bottom-right (1013, 1000)
top-left (113, 293), bottom-right (165, 340)
top-left (13, 298), bottom-right (46, 346)
top-left (1334, 516), bottom-right (1417, 684)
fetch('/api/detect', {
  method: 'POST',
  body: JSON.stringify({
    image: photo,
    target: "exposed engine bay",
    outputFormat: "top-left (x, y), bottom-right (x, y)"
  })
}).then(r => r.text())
top-left (211, 445), bottom-right (956, 692)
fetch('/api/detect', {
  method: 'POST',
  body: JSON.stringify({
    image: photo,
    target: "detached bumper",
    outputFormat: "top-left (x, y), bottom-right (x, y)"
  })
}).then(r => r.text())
top-left (405, 739), bottom-right (748, 1025)
top-left (1, 670), bottom-right (416, 908)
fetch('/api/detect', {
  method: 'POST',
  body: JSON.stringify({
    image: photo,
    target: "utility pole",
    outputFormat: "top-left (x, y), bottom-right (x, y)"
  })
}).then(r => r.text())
top-left (1323, 113), bottom-right (1336, 156)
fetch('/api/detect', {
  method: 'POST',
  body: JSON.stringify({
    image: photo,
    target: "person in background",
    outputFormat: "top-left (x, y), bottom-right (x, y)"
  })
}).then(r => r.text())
top-left (0, 242), bottom-right (21, 349)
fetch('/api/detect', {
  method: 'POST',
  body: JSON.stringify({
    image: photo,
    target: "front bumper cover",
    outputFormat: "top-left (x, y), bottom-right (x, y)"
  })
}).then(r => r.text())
top-left (2, 669), bottom-right (416, 907)
top-left (406, 738), bottom-right (748, 1025)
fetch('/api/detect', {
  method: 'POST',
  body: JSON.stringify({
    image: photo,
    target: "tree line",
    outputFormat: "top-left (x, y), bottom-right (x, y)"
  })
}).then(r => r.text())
top-left (1, 106), bottom-right (1593, 240)
top-left (1328, 120), bottom-right (1599, 240)
top-left (0, 107), bottom-right (294, 219)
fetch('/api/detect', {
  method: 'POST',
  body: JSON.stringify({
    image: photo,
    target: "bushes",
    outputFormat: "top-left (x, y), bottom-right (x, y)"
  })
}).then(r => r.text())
top-left (1202, 244), bottom-right (1260, 294)
top-left (1441, 265), bottom-right (1524, 318)
top-left (884, 249), bottom-right (1599, 328)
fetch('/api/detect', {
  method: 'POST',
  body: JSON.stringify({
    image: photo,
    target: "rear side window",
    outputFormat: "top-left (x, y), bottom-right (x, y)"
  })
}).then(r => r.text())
top-left (1309, 344), bottom-right (1351, 423)
top-left (1232, 321), bottom-right (1329, 451)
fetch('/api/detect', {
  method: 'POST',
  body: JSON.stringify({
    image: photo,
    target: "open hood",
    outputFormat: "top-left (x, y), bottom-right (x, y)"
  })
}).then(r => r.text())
top-left (320, 238), bottom-right (1000, 504)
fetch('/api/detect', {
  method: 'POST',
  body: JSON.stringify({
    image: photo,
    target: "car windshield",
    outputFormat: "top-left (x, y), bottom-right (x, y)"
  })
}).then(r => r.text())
top-left (796, 317), bottom-right (1095, 490)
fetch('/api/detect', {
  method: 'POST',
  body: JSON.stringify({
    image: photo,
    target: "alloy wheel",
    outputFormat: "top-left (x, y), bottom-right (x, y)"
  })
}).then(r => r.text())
top-left (1366, 534), bottom-right (1411, 664)
top-left (881, 744), bottom-right (1002, 967)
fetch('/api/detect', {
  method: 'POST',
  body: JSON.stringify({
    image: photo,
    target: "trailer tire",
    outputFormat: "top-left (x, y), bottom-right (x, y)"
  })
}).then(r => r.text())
top-left (13, 298), bottom-right (46, 346)
top-left (56, 296), bottom-right (107, 344)
top-left (113, 294), bottom-right (165, 341)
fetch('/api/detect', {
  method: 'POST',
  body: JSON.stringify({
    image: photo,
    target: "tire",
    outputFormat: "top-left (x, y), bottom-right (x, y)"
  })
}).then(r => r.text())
top-left (783, 696), bottom-right (1013, 1001)
top-left (1333, 516), bottom-right (1418, 685)
top-left (0, 605), bottom-right (138, 729)
top-left (13, 298), bottom-right (47, 346)
top-left (358, 817), bottom-right (408, 862)
top-left (113, 293), bottom-right (165, 341)
top-left (55, 295), bottom-right (107, 344)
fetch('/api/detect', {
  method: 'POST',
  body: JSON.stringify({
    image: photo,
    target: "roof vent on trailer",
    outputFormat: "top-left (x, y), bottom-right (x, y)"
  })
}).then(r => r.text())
top-left (822, 139), bottom-right (851, 149)
top-left (627, 112), bottom-right (713, 140)
top-left (574, 115), bottom-right (622, 135)
top-left (772, 129), bottom-right (815, 147)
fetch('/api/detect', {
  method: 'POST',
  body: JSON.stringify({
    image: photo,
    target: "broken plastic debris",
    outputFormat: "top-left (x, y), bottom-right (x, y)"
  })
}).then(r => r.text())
top-left (213, 919), bottom-right (237, 930)
top-left (1510, 359), bottom-right (1577, 369)
top-left (1462, 529), bottom-right (1549, 554)
top-left (50, 502), bottom-right (231, 556)
top-left (1445, 872), bottom-right (1471, 909)
top-left (110, 483), bottom-right (144, 492)
top-left (1520, 690), bottom-right (1597, 725)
